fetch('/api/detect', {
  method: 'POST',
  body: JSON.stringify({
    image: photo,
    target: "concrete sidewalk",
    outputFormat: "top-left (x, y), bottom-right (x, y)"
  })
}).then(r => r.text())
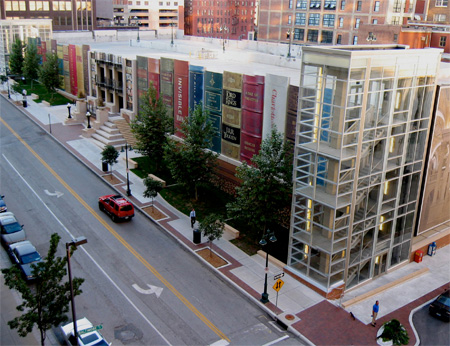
top-left (3, 90), bottom-right (450, 345)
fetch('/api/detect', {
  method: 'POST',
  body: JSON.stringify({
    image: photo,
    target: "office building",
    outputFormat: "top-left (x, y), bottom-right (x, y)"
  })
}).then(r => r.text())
top-left (287, 45), bottom-right (442, 297)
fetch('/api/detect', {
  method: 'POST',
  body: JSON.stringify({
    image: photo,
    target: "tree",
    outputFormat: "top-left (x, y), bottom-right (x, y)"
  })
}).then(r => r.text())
top-left (38, 52), bottom-right (61, 100)
top-left (164, 103), bottom-right (219, 200)
top-left (378, 319), bottom-right (409, 345)
top-left (9, 38), bottom-right (24, 76)
top-left (199, 214), bottom-right (224, 257)
top-left (143, 177), bottom-right (163, 209)
top-left (23, 43), bottom-right (40, 88)
top-left (1, 233), bottom-right (84, 346)
top-left (226, 127), bottom-right (293, 240)
top-left (101, 145), bottom-right (119, 180)
top-left (130, 85), bottom-right (172, 172)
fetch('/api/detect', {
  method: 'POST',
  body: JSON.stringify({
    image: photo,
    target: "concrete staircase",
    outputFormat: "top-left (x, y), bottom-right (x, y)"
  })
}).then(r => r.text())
top-left (91, 116), bottom-right (126, 150)
top-left (113, 118), bottom-right (137, 147)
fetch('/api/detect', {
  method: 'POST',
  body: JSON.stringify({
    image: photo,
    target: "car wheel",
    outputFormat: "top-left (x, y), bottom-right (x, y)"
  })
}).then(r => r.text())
top-left (99, 202), bottom-right (105, 211)
top-left (111, 214), bottom-right (117, 222)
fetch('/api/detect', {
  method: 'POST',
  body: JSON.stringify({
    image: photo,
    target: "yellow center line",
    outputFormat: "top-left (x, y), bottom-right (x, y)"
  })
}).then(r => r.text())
top-left (0, 116), bottom-right (230, 342)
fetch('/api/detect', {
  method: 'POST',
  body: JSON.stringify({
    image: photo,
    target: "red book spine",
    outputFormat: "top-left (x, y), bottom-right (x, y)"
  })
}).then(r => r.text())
top-left (148, 58), bottom-right (160, 97)
top-left (240, 75), bottom-right (265, 164)
top-left (173, 60), bottom-right (189, 138)
top-left (69, 45), bottom-right (78, 96)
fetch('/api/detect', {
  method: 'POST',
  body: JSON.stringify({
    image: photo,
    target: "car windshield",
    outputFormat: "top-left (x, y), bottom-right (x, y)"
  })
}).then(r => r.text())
top-left (20, 252), bottom-right (41, 264)
top-left (437, 295), bottom-right (450, 307)
top-left (3, 222), bottom-right (22, 234)
top-left (79, 333), bottom-right (108, 346)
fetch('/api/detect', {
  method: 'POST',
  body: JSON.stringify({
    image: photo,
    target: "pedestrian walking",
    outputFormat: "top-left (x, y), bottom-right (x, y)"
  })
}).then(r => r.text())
top-left (371, 300), bottom-right (379, 327)
top-left (190, 208), bottom-right (196, 228)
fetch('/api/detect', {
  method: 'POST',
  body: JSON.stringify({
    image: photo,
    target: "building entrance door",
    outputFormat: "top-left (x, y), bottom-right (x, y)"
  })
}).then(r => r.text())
top-left (373, 252), bottom-right (388, 278)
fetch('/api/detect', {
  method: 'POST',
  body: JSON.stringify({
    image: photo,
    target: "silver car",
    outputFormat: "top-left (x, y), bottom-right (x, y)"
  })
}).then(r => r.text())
top-left (8, 240), bottom-right (43, 281)
top-left (0, 212), bottom-right (26, 246)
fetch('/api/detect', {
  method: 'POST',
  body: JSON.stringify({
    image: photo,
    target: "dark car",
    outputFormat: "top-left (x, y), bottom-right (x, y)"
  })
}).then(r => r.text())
top-left (8, 241), bottom-right (44, 281)
top-left (0, 195), bottom-right (7, 213)
top-left (429, 290), bottom-right (450, 322)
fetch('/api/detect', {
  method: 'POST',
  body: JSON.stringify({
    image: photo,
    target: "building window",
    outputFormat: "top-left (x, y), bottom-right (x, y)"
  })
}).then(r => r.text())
top-left (393, 34), bottom-right (398, 42)
top-left (353, 36), bottom-right (358, 44)
top-left (294, 28), bottom-right (305, 40)
top-left (340, 0), bottom-right (345, 10)
top-left (296, 0), bottom-right (307, 9)
top-left (439, 36), bottom-right (447, 47)
top-left (310, 0), bottom-right (321, 9)
top-left (356, 0), bottom-right (362, 11)
top-left (309, 13), bottom-right (320, 25)
top-left (337, 34), bottom-right (342, 44)
top-left (324, 0), bottom-right (336, 9)
top-left (295, 13), bottom-right (306, 25)
top-left (434, 14), bottom-right (447, 21)
top-left (435, 0), bottom-right (448, 6)
top-left (392, 16), bottom-right (400, 25)
top-left (355, 18), bottom-right (360, 28)
top-left (159, 1), bottom-right (163, 5)
top-left (374, 1), bottom-right (380, 11)
top-left (393, 0), bottom-right (401, 12)
top-left (307, 29), bottom-right (319, 42)
top-left (373, 19), bottom-right (378, 24)
top-left (289, 0), bottom-right (293, 8)
top-left (323, 14), bottom-right (335, 27)
top-left (321, 30), bottom-right (333, 43)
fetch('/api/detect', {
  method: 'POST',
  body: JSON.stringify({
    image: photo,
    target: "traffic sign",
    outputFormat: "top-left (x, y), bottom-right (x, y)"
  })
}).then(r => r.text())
top-left (273, 279), bottom-right (284, 292)
top-left (274, 273), bottom-right (284, 280)
top-left (78, 325), bottom-right (103, 335)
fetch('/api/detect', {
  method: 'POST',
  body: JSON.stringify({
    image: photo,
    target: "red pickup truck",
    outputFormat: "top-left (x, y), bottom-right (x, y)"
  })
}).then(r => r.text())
top-left (98, 194), bottom-right (134, 222)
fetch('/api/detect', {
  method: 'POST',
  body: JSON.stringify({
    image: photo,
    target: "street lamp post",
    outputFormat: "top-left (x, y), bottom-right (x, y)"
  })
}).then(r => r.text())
top-left (260, 229), bottom-right (277, 303)
top-left (7, 77), bottom-right (10, 99)
top-left (86, 111), bottom-right (91, 128)
top-left (220, 26), bottom-right (228, 52)
top-left (171, 22), bottom-right (174, 46)
top-left (66, 236), bottom-right (88, 343)
top-left (287, 29), bottom-right (292, 58)
top-left (67, 103), bottom-right (72, 119)
top-left (121, 143), bottom-right (133, 196)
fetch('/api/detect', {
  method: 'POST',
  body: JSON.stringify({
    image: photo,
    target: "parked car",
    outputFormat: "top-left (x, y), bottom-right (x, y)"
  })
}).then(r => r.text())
top-left (0, 195), bottom-right (7, 213)
top-left (98, 194), bottom-right (134, 222)
top-left (0, 212), bottom-right (26, 246)
top-left (8, 240), bottom-right (43, 281)
top-left (429, 290), bottom-right (450, 322)
top-left (61, 317), bottom-right (110, 346)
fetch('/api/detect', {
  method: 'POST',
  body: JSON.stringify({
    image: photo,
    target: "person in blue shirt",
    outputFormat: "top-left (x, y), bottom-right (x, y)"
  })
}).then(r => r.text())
top-left (372, 300), bottom-right (380, 326)
top-left (190, 208), bottom-right (196, 228)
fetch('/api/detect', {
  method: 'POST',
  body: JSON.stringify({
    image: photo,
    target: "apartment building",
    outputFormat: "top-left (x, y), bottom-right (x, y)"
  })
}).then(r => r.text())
top-left (258, 0), bottom-right (416, 47)
top-left (185, 0), bottom-right (257, 40)
top-left (287, 45), bottom-right (442, 297)
top-left (0, 0), bottom-right (96, 31)
top-left (112, 0), bottom-right (180, 31)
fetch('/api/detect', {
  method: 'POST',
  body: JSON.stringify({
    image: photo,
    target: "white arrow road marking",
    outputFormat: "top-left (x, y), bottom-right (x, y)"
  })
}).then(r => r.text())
top-left (44, 189), bottom-right (64, 198)
top-left (132, 283), bottom-right (163, 298)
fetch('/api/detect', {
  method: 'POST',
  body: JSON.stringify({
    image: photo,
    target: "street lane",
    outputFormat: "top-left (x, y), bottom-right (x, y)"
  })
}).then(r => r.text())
top-left (0, 97), bottom-right (303, 345)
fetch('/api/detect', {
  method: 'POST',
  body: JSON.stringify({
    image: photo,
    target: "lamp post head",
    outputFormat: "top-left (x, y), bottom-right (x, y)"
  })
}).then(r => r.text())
top-left (86, 111), bottom-right (91, 118)
top-left (66, 236), bottom-right (88, 249)
top-left (259, 238), bottom-right (267, 246)
top-left (67, 103), bottom-right (71, 109)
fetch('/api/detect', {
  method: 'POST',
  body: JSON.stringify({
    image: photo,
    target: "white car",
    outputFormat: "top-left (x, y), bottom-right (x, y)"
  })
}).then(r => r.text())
top-left (0, 212), bottom-right (26, 247)
top-left (61, 318), bottom-right (110, 346)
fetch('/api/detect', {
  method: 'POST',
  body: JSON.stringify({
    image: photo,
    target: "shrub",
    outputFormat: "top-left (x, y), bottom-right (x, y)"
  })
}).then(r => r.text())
top-left (378, 319), bottom-right (409, 346)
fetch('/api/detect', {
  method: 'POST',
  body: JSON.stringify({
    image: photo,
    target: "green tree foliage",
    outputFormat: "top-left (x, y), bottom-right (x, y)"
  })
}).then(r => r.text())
top-left (227, 127), bottom-right (293, 240)
top-left (1, 233), bottom-right (84, 346)
top-left (199, 213), bottom-right (224, 256)
top-left (143, 177), bottom-right (163, 208)
top-left (378, 319), bottom-right (409, 345)
top-left (38, 52), bottom-right (61, 99)
top-left (9, 38), bottom-right (24, 75)
top-left (101, 145), bottom-right (119, 178)
top-left (23, 43), bottom-right (40, 88)
top-left (164, 103), bottom-right (219, 200)
top-left (130, 85), bottom-right (172, 172)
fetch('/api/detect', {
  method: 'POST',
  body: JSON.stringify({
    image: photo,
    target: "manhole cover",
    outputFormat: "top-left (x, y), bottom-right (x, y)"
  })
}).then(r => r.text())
top-left (285, 314), bottom-right (295, 321)
top-left (114, 323), bottom-right (143, 344)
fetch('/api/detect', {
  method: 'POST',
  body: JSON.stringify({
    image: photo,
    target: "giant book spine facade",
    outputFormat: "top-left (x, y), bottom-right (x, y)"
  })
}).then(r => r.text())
top-left (160, 57), bottom-right (174, 131)
top-left (204, 71), bottom-right (223, 153)
top-left (174, 60), bottom-right (189, 138)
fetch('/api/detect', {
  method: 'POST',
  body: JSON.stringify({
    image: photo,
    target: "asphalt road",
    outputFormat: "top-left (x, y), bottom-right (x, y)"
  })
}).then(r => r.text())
top-left (0, 96), bottom-right (304, 345)
top-left (412, 299), bottom-right (449, 346)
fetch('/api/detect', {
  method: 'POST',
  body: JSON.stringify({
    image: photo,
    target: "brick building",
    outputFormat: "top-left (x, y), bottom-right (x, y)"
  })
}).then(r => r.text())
top-left (185, 0), bottom-right (257, 40)
top-left (258, 0), bottom-right (416, 47)
top-left (0, 0), bottom-right (96, 31)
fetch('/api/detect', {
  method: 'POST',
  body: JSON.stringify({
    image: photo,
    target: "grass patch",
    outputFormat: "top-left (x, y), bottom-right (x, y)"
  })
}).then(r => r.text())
top-left (12, 80), bottom-right (72, 106)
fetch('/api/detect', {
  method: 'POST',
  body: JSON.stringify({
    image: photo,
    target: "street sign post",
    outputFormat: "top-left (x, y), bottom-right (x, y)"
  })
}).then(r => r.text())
top-left (274, 273), bottom-right (285, 280)
top-left (78, 325), bottom-right (103, 335)
top-left (273, 279), bottom-right (284, 308)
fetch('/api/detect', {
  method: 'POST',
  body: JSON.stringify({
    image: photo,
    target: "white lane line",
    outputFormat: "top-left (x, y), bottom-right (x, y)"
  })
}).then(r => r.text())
top-left (210, 339), bottom-right (230, 346)
top-left (262, 335), bottom-right (290, 346)
top-left (3, 154), bottom-right (172, 346)
top-left (269, 320), bottom-right (284, 332)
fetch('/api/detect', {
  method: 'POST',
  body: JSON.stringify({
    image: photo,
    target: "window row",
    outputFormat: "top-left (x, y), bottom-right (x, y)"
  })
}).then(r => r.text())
top-left (292, 28), bottom-right (333, 43)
